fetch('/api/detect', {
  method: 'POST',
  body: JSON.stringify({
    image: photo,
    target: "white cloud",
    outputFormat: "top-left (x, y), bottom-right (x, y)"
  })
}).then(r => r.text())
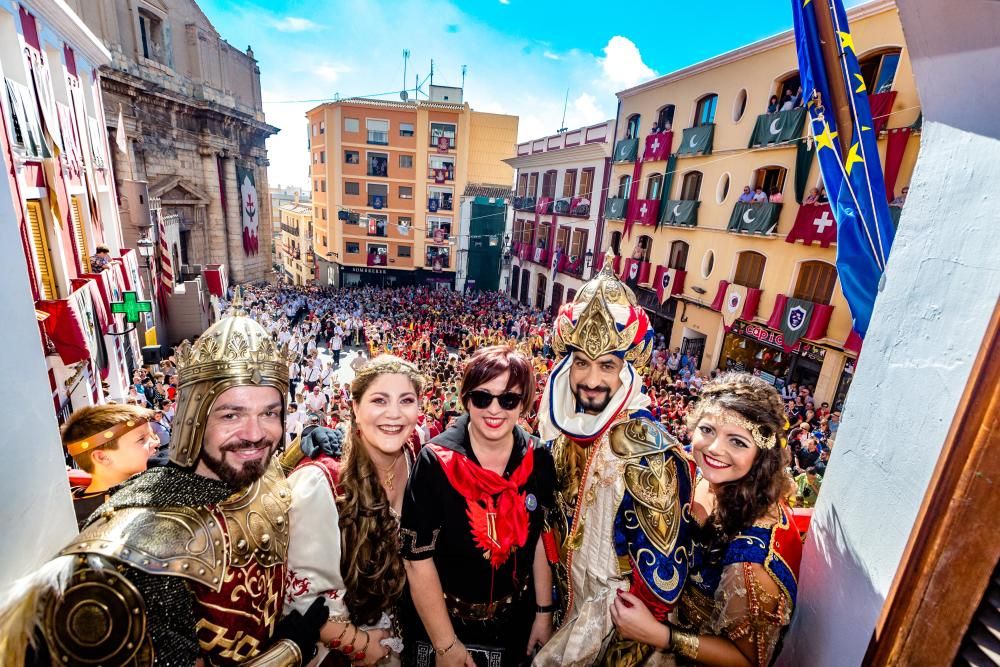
top-left (543, 50), bottom-right (560, 61)
top-left (271, 17), bottom-right (322, 32)
top-left (570, 93), bottom-right (604, 125)
top-left (314, 63), bottom-right (352, 83)
top-left (596, 36), bottom-right (656, 90)
top-left (499, 0), bottom-right (510, 4)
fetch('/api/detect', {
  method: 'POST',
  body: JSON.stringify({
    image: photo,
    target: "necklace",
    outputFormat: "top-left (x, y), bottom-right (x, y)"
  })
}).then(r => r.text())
top-left (375, 451), bottom-right (404, 491)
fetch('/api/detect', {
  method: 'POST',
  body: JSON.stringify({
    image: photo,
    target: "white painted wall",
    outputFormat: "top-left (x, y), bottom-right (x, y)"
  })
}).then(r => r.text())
top-left (0, 162), bottom-right (77, 590)
top-left (779, 1), bottom-right (1000, 658)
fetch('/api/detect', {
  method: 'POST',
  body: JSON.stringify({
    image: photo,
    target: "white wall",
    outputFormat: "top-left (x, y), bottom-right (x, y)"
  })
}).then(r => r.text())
top-left (0, 160), bottom-right (77, 589)
top-left (779, 1), bottom-right (1000, 658)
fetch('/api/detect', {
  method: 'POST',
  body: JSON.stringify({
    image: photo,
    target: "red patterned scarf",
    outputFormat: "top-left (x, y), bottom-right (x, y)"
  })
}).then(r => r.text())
top-left (427, 443), bottom-right (535, 567)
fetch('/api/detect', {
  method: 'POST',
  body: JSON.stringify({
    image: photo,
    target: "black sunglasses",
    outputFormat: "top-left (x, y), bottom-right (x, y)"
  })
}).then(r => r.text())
top-left (465, 390), bottom-right (523, 411)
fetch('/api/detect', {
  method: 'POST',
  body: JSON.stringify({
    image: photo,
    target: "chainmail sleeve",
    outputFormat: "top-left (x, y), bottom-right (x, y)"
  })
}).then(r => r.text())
top-left (123, 567), bottom-right (199, 666)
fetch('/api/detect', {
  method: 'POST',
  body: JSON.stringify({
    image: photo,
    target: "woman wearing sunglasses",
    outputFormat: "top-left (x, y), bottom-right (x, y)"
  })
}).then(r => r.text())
top-left (401, 346), bottom-right (556, 667)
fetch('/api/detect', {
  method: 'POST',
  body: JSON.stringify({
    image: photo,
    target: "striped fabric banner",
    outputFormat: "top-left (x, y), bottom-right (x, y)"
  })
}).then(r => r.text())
top-left (157, 211), bottom-right (173, 291)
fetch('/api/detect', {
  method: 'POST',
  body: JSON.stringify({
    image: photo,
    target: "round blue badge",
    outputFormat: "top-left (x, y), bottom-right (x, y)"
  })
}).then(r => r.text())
top-left (525, 493), bottom-right (538, 511)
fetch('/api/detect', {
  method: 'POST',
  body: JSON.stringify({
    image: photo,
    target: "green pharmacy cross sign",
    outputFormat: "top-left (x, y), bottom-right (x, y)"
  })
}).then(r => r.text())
top-left (108, 291), bottom-right (152, 335)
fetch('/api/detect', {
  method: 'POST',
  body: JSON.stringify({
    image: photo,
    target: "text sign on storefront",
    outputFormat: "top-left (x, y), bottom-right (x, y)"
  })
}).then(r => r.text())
top-left (733, 321), bottom-right (826, 361)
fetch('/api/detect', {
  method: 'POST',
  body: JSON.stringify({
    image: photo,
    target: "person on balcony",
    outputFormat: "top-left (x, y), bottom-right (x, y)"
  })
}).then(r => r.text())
top-left (738, 186), bottom-right (754, 203)
top-left (90, 244), bottom-right (112, 272)
top-left (768, 188), bottom-right (784, 204)
top-left (890, 186), bottom-right (909, 208)
top-left (752, 187), bottom-right (768, 204)
top-left (803, 187), bottom-right (820, 205)
top-left (767, 95), bottom-right (780, 114)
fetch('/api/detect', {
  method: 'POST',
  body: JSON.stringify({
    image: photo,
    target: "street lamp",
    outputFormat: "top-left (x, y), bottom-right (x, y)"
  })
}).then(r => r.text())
top-left (584, 249), bottom-right (594, 278)
top-left (136, 232), bottom-right (156, 297)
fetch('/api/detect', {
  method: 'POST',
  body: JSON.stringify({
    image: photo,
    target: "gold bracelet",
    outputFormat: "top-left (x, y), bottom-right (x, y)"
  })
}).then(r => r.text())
top-left (434, 636), bottom-right (459, 656)
top-left (670, 628), bottom-right (700, 660)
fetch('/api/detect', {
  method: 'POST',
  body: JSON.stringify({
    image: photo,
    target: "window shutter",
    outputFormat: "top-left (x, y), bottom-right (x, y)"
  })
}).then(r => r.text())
top-left (70, 196), bottom-right (91, 273)
top-left (955, 557), bottom-right (1000, 665)
top-left (26, 200), bottom-right (57, 299)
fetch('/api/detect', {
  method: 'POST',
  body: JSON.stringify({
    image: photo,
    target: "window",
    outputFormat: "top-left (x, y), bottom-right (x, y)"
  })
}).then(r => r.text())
top-left (753, 166), bottom-right (787, 197)
top-left (312, 123), bottom-right (318, 137)
top-left (695, 94), bottom-right (718, 126)
top-left (633, 235), bottom-right (652, 262)
top-left (345, 181), bottom-right (360, 195)
top-left (346, 242), bottom-right (360, 254)
top-left (517, 174), bottom-right (529, 197)
top-left (579, 168), bottom-right (595, 200)
top-left (399, 123), bottom-right (414, 137)
top-left (733, 251), bottom-right (766, 289)
top-left (569, 229), bottom-right (588, 261)
top-left (733, 89), bottom-right (748, 122)
top-left (610, 231), bottom-right (622, 255)
top-left (320, 151), bottom-right (325, 164)
top-left (366, 119), bottom-right (389, 145)
top-left (397, 245), bottom-right (411, 257)
top-left (562, 170), bottom-right (577, 199)
top-left (646, 174), bottom-right (663, 200)
top-left (399, 154), bottom-right (414, 169)
top-left (399, 186), bottom-right (413, 199)
top-left (702, 249), bottom-right (715, 278)
top-left (859, 48), bottom-right (902, 94)
top-left (527, 173), bottom-right (539, 197)
top-left (774, 72), bottom-right (802, 103)
top-left (322, 208), bottom-right (327, 221)
top-left (367, 152), bottom-right (388, 177)
top-left (625, 114), bottom-right (641, 139)
top-left (430, 122), bottom-right (457, 148)
top-left (793, 261), bottom-right (838, 304)
top-left (680, 171), bottom-right (703, 201)
top-left (26, 200), bottom-right (57, 299)
top-left (398, 216), bottom-right (412, 233)
top-left (368, 214), bottom-right (388, 237)
top-left (657, 105), bottom-right (675, 132)
top-left (344, 117), bottom-right (359, 133)
top-left (344, 150), bottom-right (359, 165)
top-left (367, 183), bottom-right (389, 207)
top-left (137, 9), bottom-right (165, 64)
top-left (541, 170), bottom-right (557, 198)
top-left (321, 180), bottom-right (326, 193)
top-left (716, 173), bottom-right (731, 203)
top-left (319, 121), bottom-right (325, 134)
top-left (668, 240), bottom-right (689, 271)
top-left (617, 175), bottom-right (631, 199)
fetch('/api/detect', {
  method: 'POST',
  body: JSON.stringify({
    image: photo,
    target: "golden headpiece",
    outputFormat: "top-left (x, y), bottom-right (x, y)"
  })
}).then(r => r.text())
top-left (552, 250), bottom-right (654, 369)
top-left (169, 288), bottom-right (296, 467)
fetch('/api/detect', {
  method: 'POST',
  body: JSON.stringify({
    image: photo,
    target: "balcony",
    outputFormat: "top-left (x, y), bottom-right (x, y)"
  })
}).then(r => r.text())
top-left (661, 200), bottom-right (699, 227)
top-left (532, 246), bottom-right (550, 266)
top-left (553, 197), bottom-right (590, 216)
top-left (561, 255), bottom-right (585, 278)
top-left (367, 130), bottom-right (389, 145)
top-left (367, 194), bottom-right (388, 209)
top-left (513, 196), bottom-right (536, 211)
top-left (641, 131), bottom-right (674, 162)
top-left (535, 196), bottom-right (554, 215)
top-left (428, 198), bottom-right (453, 212)
top-left (728, 202), bottom-right (782, 235)
top-left (427, 228), bottom-right (451, 242)
top-left (605, 197), bottom-right (627, 220)
top-left (613, 137), bottom-right (639, 163)
top-left (621, 259), bottom-right (652, 285)
top-left (765, 294), bottom-right (834, 343)
top-left (747, 108), bottom-right (807, 148)
top-left (430, 137), bottom-right (455, 151)
top-left (367, 252), bottom-right (387, 267)
top-left (367, 162), bottom-right (388, 178)
top-left (677, 124), bottom-right (715, 157)
top-left (630, 199), bottom-right (660, 227)
top-left (428, 165), bottom-right (455, 183)
top-left (280, 222), bottom-right (300, 235)
top-left (426, 251), bottom-right (452, 271)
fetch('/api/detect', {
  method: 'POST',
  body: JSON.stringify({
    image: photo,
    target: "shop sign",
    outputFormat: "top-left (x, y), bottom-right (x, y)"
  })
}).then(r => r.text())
top-left (733, 321), bottom-right (826, 361)
top-left (344, 267), bottom-right (386, 275)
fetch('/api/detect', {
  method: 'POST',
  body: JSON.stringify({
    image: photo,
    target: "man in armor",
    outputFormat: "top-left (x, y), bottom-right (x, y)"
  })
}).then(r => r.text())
top-left (533, 252), bottom-right (695, 666)
top-left (0, 290), bottom-right (326, 665)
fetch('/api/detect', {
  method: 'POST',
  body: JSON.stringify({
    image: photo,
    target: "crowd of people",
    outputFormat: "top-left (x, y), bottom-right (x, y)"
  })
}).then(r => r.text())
top-left (1, 264), bottom-right (849, 665)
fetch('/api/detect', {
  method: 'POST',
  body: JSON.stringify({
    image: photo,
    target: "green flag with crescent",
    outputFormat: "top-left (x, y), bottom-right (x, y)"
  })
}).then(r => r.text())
top-left (676, 124), bottom-right (714, 156)
top-left (613, 137), bottom-right (639, 163)
top-left (605, 197), bottom-right (627, 220)
top-left (727, 202), bottom-right (782, 234)
top-left (747, 108), bottom-right (807, 148)
top-left (661, 199), bottom-right (700, 227)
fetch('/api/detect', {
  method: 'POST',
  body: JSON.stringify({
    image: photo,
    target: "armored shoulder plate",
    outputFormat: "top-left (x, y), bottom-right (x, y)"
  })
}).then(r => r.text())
top-left (221, 457), bottom-right (292, 569)
top-left (60, 504), bottom-right (229, 590)
top-left (609, 416), bottom-right (678, 459)
top-left (42, 555), bottom-right (153, 665)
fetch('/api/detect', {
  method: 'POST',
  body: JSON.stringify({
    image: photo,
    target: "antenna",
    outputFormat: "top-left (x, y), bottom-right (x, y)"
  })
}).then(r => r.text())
top-left (430, 59), bottom-right (434, 87)
top-left (558, 89), bottom-right (569, 133)
top-left (401, 49), bottom-right (410, 101)
top-left (461, 64), bottom-right (467, 89)
top-left (415, 73), bottom-right (419, 100)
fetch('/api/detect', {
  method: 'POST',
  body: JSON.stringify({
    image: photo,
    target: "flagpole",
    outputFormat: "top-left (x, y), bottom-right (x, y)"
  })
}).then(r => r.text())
top-left (813, 0), bottom-right (853, 154)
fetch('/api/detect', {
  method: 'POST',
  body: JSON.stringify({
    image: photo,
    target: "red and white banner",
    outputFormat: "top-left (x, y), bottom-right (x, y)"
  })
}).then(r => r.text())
top-left (642, 130), bottom-right (673, 162)
top-left (786, 203), bottom-right (838, 248)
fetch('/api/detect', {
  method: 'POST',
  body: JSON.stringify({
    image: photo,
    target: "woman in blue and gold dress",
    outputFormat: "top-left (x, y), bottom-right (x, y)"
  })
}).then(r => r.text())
top-left (610, 372), bottom-right (802, 666)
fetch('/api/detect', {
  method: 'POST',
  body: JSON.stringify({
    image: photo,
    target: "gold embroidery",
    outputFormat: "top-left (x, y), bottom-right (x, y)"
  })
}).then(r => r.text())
top-left (401, 527), bottom-right (440, 554)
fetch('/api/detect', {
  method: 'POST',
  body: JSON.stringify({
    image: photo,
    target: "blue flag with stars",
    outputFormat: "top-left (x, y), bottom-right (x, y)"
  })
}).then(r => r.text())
top-left (792, 0), bottom-right (896, 338)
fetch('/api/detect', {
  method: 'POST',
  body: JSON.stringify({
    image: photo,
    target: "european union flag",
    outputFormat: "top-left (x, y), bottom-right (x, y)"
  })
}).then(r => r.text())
top-left (792, 0), bottom-right (896, 338)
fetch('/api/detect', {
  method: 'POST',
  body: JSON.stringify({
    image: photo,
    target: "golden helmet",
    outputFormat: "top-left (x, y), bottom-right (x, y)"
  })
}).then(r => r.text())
top-left (169, 289), bottom-right (294, 467)
top-left (552, 250), bottom-right (654, 370)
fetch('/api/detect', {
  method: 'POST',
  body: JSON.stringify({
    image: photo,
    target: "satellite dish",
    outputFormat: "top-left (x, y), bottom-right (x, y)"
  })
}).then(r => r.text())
top-left (400, 90), bottom-right (409, 101)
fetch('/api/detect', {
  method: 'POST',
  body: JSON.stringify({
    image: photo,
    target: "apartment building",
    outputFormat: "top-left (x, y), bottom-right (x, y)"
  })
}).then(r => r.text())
top-left (307, 89), bottom-right (517, 287)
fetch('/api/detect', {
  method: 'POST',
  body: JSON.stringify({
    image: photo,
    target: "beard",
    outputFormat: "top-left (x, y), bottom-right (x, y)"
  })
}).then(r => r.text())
top-left (199, 438), bottom-right (279, 488)
top-left (573, 383), bottom-right (613, 414)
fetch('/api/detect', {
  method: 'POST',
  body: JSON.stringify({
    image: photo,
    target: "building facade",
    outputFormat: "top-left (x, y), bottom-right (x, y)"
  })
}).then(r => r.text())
top-left (277, 195), bottom-right (314, 286)
top-left (601, 0), bottom-right (919, 406)
top-left (1, 1), bottom-right (147, 415)
top-left (505, 121), bottom-right (614, 316)
top-left (70, 0), bottom-right (278, 313)
top-left (306, 92), bottom-right (517, 288)
top-left (456, 183), bottom-right (512, 293)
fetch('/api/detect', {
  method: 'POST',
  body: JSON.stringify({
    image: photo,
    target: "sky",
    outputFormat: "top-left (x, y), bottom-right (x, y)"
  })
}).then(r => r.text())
top-left (198, 0), bottom-right (868, 189)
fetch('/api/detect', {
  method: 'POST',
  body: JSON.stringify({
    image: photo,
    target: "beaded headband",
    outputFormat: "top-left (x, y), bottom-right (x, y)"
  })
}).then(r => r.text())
top-left (352, 359), bottom-right (426, 388)
top-left (65, 419), bottom-right (150, 457)
top-left (697, 405), bottom-right (780, 450)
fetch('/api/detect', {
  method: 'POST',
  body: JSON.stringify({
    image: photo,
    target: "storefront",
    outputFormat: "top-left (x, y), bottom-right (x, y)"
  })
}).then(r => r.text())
top-left (718, 320), bottom-right (828, 393)
top-left (833, 356), bottom-right (856, 411)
